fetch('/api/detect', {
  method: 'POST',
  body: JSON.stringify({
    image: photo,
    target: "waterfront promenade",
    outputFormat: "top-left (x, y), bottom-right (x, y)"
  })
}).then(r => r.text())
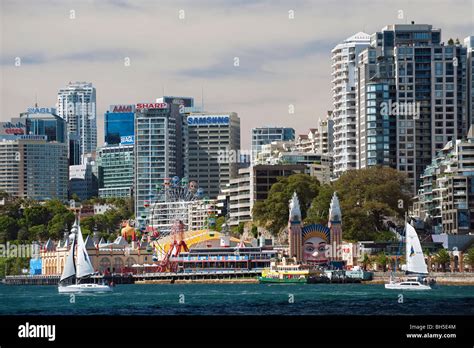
top-left (3, 270), bottom-right (474, 285)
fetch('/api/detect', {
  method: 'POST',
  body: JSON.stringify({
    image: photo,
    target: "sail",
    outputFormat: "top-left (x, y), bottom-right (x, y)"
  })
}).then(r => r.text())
top-left (405, 222), bottom-right (428, 274)
top-left (60, 234), bottom-right (76, 282)
top-left (75, 223), bottom-right (95, 278)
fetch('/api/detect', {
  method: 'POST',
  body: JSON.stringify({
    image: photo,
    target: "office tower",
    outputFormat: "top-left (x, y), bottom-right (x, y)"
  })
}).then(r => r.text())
top-left (56, 82), bottom-right (97, 165)
top-left (465, 36), bottom-right (474, 125)
top-left (356, 23), bottom-right (468, 193)
top-left (156, 96), bottom-right (196, 178)
top-left (331, 32), bottom-right (371, 177)
top-left (134, 102), bottom-right (184, 222)
top-left (104, 105), bottom-right (135, 145)
top-left (251, 127), bottom-right (295, 162)
top-left (97, 144), bottom-right (134, 198)
top-left (0, 135), bottom-right (68, 200)
top-left (187, 113), bottom-right (240, 199)
top-left (20, 106), bottom-right (66, 143)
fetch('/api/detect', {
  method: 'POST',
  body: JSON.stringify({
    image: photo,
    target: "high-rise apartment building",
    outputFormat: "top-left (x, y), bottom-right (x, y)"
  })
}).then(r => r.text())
top-left (465, 36), bottom-right (474, 125)
top-left (187, 113), bottom-right (241, 199)
top-left (356, 23), bottom-right (468, 193)
top-left (414, 127), bottom-right (474, 234)
top-left (331, 32), bottom-right (371, 177)
top-left (294, 114), bottom-right (334, 155)
top-left (56, 82), bottom-right (97, 165)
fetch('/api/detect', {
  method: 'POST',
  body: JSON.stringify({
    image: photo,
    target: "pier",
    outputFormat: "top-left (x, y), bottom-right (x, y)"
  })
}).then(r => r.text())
top-left (134, 269), bottom-right (262, 284)
top-left (2, 270), bottom-right (261, 285)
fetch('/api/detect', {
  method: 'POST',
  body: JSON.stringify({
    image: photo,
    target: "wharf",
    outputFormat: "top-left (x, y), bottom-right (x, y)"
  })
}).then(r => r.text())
top-left (3, 274), bottom-right (134, 285)
top-left (134, 269), bottom-right (262, 284)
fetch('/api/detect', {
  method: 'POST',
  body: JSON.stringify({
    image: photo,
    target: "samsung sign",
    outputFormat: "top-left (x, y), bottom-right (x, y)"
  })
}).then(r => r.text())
top-left (187, 115), bottom-right (230, 126)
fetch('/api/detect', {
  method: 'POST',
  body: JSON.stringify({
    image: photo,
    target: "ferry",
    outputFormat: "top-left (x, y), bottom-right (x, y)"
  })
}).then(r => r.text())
top-left (259, 260), bottom-right (322, 284)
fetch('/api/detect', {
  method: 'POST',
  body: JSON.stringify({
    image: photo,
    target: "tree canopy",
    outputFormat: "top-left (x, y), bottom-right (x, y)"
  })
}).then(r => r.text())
top-left (252, 174), bottom-right (320, 235)
top-left (253, 167), bottom-right (410, 241)
top-left (0, 193), bottom-right (133, 243)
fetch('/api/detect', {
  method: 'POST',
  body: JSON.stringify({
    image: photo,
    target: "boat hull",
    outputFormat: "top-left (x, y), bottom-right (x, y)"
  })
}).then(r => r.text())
top-left (58, 284), bottom-right (113, 293)
top-left (384, 283), bottom-right (431, 290)
top-left (258, 277), bottom-right (306, 284)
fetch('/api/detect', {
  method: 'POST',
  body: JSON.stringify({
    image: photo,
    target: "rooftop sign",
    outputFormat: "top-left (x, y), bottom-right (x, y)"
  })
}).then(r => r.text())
top-left (27, 107), bottom-right (57, 114)
top-left (187, 115), bottom-right (230, 126)
top-left (136, 103), bottom-right (168, 110)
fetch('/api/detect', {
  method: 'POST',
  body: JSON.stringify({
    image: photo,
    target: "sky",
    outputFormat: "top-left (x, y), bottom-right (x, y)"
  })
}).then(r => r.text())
top-left (1, 0), bottom-right (473, 149)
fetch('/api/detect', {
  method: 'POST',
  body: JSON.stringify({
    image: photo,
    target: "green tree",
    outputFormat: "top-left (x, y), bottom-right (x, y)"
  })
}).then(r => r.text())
top-left (0, 215), bottom-right (19, 242)
top-left (305, 184), bottom-right (334, 225)
top-left (361, 253), bottom-right (370, 271)
top-left (435, 249), bottom-right (451, 272)
top-left (251, 225), bottom-right (258, 238)
top-left (377, 252), bottom-right (388, 272)
top-left (253, 174), bottom-right (320, 235)
top-left (333, 167), bottom-right (410, 241)
top-left (29, 225), bottom-right (49, 241)
top-left (215, 216), bottom-right (225, 232)
top-left (464, 248), bottom-right (474, 270)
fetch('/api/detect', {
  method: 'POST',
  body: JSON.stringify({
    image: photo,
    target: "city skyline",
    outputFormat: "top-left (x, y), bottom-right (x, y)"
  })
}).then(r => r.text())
top-left (1, 0), bottom-right (472, 149)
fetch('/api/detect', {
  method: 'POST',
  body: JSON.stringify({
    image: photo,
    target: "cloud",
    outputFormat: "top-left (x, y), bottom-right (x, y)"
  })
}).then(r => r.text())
top-left (0, 0), bottom-right (472, 148)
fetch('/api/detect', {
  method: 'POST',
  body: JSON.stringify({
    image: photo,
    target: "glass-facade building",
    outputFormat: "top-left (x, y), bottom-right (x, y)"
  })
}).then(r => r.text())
top-left (104, 105), bottom-right (135, 145)
top-left (20, 109), bottom-right (66, 143)
top-left (251, 127), bottom-right (295, 162)
top-left (97, 145), bottom-right (134, 198)
top-left (56, 82), bottom-right (97, 165)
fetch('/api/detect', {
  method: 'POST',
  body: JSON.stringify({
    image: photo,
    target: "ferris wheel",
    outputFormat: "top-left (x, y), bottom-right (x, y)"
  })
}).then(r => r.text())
top-left (139, 176), bottom-right (206, 272)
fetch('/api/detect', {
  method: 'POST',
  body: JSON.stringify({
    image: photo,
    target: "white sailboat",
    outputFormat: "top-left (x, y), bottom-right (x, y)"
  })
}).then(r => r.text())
top-left (385, 222), bottom-right (431, 290)
top-left (58, 220), bottom-right (112, 293)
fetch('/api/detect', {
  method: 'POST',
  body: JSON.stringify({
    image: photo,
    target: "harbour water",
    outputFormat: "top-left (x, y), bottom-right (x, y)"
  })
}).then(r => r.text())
top-left (1, 283), bottom-right (473, 315)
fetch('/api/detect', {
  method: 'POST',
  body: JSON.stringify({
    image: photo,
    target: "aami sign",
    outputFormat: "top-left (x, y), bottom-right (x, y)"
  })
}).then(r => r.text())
top-left (110, 105), bottom-right (134, 113)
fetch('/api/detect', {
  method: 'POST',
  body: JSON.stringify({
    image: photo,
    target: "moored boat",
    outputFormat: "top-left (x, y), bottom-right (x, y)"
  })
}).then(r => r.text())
top-left (259, 259), bottom-right (322, 284)
top-left (384, 222), bottom-right (432, 291)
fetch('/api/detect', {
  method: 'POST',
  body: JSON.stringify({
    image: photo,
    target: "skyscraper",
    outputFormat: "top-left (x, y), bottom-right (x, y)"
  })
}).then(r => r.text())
top-left (355, 23), bottom-right (468, 193)
top-left (465, 36), bottom-right (474, 125)
top-left (331, 32), bottom-right (371, 177)
top-left (187, 113), bottom-right (241, 199)
top-left (134, 102), bottom-right (184, 222)
top-left (56, 82), bottom-right (97, 165)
